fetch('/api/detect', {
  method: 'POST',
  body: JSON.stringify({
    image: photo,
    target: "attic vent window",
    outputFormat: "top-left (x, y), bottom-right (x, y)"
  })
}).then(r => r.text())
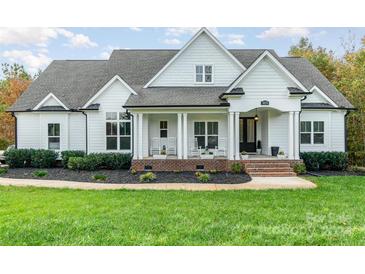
top-left (195, 65), bottom-right (213, 83)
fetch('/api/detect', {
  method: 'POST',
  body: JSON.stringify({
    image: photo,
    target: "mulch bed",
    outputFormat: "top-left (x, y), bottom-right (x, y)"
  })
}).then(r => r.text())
top-left (0, 168), bottom-right (251, 184)
top-left (305, 170), bottom-right (365, 177)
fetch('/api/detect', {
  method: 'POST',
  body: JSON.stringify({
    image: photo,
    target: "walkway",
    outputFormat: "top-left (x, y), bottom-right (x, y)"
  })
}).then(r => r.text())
top-left (0, 177), bottom-right (316, 191)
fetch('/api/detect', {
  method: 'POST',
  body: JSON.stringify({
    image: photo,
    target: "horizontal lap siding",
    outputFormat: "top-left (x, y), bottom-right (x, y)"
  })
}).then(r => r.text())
top-left (269, 111), bottom-right (289, 155)
top-left (151, 33), bottom-right (242, 86)
top-left (300, 110), bottom-right (345, 152)
top-left (69, 113), bottom-right (86, 151)
top-left (148, 114), bottom-right (178, 148)
top-left (88, 80), bottom-right (132, 153)
top-left (16, 113), bottom-right (41, 149)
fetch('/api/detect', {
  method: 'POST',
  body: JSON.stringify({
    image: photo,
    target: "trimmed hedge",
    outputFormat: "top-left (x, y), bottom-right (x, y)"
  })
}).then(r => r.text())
top-left (61, 150), bottom-right (86, 168)
top-left (300, 151), bottom-right (348, 171)
top-left (31, 149), bottom-right (58, 168)
top-left (4, 148), bottom-right (33, 168)
top-left (4, 148), bottom-right (58, 168)
top-left (67, 153), bottom-right (132, 171)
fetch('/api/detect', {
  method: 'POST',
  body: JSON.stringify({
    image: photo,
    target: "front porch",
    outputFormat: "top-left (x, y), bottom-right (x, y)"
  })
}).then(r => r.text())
top-left (131, 107), bottom-right (300, 161)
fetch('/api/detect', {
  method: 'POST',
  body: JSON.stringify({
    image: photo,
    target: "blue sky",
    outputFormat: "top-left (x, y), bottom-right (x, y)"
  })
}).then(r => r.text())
top-left (0, 27), bottom-right (364, 75)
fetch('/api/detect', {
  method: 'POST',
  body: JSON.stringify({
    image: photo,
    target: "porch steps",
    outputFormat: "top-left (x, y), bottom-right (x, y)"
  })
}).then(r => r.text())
top-left (244, 161), bottom-right (296, 177)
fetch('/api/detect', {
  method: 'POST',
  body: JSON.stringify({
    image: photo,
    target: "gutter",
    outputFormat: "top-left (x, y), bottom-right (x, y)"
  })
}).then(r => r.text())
top-left (344, 110), bottom-right (350, 152)
top-left (298, 95), bottom-right (308, 157)
top-left (10, 112), bottom-right (17, 149)
top-left (123, 104), bottom-right (230, 109)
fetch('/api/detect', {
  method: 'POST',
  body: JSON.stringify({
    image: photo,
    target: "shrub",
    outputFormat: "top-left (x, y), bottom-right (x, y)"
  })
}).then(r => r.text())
top-left (30, 149), bottom-right (58, 168)
top-left (4, 148), bottom-right (33, 168)
top-left (98, 153), bottom-right (132, 169)
top-left (0, 167), bottom-right (8, 175)
top-left (92, 174), bottom-right (107, 181)
top-left (293, 163), bottom-right (306, 175)
top-left (209, 169), bottom-right (217, 174)
top-left (130, 168), bottom-right (137, 175)
top-left (139, 172), bottom-right (156, 183)
top-left (32, 170), bottom-right (48, 178)
top-left (67, 157), bottom-right (81, 170)
top-left (195, 171), bottom-right (202, 177)
top-left (230, 162), bottom-right (242, 173)
top-left (300, 152), bottom-right (348, 171)
top-left (348, 151), bottom-right (365, 166)
top-left (197, 173), bottom-right (210, 183)
top-left (61, 150), bottom-right (85, 168)
top-left (0, 138), bottom-right (11, 150)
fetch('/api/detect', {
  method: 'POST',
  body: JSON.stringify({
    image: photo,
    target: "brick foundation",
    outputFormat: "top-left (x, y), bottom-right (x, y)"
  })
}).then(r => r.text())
top-left (131, 159), bottom-right (303, 174)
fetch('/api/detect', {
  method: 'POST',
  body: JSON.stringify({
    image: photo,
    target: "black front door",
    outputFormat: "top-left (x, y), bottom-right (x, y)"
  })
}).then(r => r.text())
top-left (240, 117), bottom-right (256, 153)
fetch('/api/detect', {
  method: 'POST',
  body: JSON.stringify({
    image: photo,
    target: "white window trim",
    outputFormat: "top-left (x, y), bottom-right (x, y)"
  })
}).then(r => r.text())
top-left (300, 120), bottom-right (325, 145)
top-left (105, 111), bottom-right (132, 152)
top-left (194, 64), bottom-right (214, 85)
top-left (48, 123), bottom-right (61, 150)
top-left (159, 120), bottom-right (168, 138)
top-left (193, 120), bottom-right (219, 149)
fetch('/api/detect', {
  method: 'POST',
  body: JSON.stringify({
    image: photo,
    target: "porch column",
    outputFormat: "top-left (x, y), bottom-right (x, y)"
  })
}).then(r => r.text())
top-left (133, 113), bottom-right (138, 160)
top-left (228, 112), bottom-right (234, 160)
top-left (234, 112), bottom-right (240, 160)
top-left (138, 113), bottom-right (143, 160)
top-left (177, 113), bottom-right (182, 159)
top-left (294, 111), bottom-right (300, 160)
top-left (288, 111), bottom-right (294, 159)
top-left (183, 112), bottom-right (188, 159)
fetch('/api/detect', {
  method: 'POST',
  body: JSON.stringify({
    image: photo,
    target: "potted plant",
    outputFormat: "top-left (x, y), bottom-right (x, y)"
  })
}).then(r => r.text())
top-left (240, 151), bottom-right (249, 160)
top-left (256, 140), bottom-right (262, 155)
top-left (271, 146), bottom-right (279, 156)
top-left (277, 150), bottom-right (286, 159)
top-left (200, 146), bottom-right (214, 159)
top-left (153, 145), bottom-right (167, 159)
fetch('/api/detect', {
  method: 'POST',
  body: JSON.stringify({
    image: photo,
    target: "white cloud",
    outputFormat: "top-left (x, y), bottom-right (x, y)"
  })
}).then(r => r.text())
top-left (129, 27), bottom-right (142, 32)
top-left (0, 28), bottom-right (58, 46)
top-left (2, 49), bottom-right (51, 73)
top-left (100, 51), bottom-right (110, 59)
top-left (226, 34), bottom-right (245, 46)
top-left (165, 27), bottom-right (219, 37)
top-left (162, 38), bottom-right (182, 45)
top-left (66, 34), bottom-right (98, 48)
top-left (257, 27), bottom-right (310, 39)
top-left (0, 27), bottom-right (98, 49)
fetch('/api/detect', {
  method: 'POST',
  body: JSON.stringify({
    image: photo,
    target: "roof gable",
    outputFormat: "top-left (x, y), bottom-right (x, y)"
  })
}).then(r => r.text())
top-left (82, 75), bottom-right (137, 109)
top-left (33, 93), bottom-right (69, 110)
top-left (227, 50), bottom-right (310, 93)
top-left (144, 28), bottom-right (245, 88)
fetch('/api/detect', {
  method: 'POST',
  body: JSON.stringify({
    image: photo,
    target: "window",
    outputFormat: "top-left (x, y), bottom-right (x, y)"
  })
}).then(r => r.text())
top-left (48, 123), bottom-right (60, 149)
top-left (106, 112), bottom-right (131, 150)
top-left (194, 121), bottom-right (218, 149)
top-left (160, 121), bottom-right (168, 138)
top-left (300, 121), bottom-right (324, 145)
top-left (313, 121), bottom-right (324, 144)
top-left (195, 65), bottom-right (213, 83)
top-left (300, 121), bottom-right (311, 144)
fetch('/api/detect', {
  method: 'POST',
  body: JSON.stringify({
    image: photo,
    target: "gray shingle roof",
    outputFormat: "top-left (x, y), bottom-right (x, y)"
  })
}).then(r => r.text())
top-left (9, 49), bottom-right (353, 111)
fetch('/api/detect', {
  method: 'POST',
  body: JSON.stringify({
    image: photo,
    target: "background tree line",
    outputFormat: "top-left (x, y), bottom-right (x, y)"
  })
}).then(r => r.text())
top-left (0, 36), bottom-right (364, 164)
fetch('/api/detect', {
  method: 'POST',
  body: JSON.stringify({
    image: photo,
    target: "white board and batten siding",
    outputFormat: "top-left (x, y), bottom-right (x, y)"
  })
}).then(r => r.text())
top-left (16, 112), bottom-right (86, 151)
top-left (86, 79), bottom-right (132, 153)
top-left (150, 33), bottom-right (243, 87)
top-left (300, 110), bottom-right (346, 152)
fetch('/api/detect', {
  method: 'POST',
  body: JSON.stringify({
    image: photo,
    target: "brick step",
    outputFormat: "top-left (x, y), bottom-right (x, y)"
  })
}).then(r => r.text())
top-left (245, 164), bottom-right (290, 169)
top-left (246, 167), bottom-right (292, 172)
top-left (248, 171), bottom-right (296, 177)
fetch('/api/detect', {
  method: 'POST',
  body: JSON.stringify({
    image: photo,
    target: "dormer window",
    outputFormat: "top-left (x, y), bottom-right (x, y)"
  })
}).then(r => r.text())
top-left (195, 65), bottom-right (213, 83)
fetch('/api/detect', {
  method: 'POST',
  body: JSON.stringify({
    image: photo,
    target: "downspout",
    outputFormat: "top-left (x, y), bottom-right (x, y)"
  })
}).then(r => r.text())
top-left (11, 112), bottom-right (17, 149)
top-left (298, 96), bottom-right (307, 158)
top-left (81, 111), bottom-right (88, 154)
top-left (344, 110), bottom-right (350, 152)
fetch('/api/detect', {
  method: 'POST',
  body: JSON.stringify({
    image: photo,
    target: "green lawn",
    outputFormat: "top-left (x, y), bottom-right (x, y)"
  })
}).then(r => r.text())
top-left (0, 176), bottom-right (365, 245)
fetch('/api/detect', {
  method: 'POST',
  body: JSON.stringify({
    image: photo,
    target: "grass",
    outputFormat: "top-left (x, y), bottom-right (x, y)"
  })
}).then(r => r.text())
top-left (0, 176), bottom-right (365, 245)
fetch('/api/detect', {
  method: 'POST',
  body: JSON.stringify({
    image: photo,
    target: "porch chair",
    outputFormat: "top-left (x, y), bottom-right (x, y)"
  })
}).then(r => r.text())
top-left (215, 138), bottom-right (227, 157)
top-left (167, 137), bottom-right (177, 155)
top-left (150, 137), bottom-right (161, 156)
top-left (190, 138), bottom-right (202, 158)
